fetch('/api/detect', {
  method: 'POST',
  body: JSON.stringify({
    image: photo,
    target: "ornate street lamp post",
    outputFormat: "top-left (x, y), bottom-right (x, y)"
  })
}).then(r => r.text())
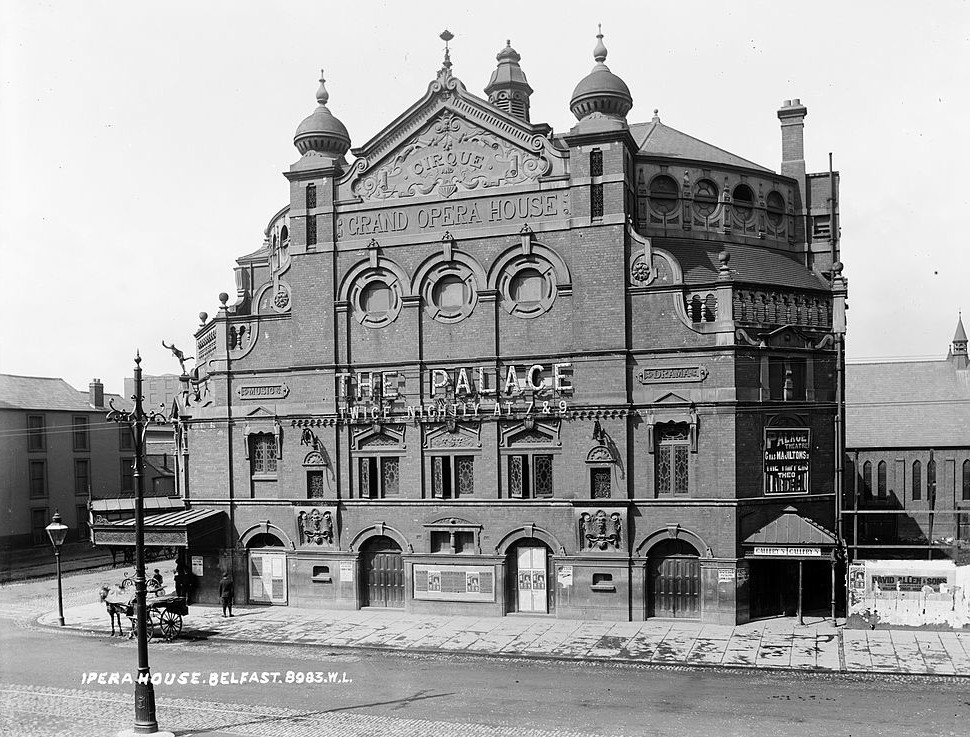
top-left (45, 511), bottom-right (68, 626)
top-left (108, 353), bottom-right (170, 735)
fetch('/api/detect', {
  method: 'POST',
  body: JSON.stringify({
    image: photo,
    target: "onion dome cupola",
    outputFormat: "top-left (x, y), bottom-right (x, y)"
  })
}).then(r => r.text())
top-left (484, 40), bottom-right (533, 122)
top-left (569, 27), bottom-right (633, 121)
top-left (293, 71), bottom-right (351, 157)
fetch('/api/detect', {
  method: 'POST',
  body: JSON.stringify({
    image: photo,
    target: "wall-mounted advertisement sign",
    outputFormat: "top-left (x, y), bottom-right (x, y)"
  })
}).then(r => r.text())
top-left (413, 564), bottom-right (495, 602)
top-left (764, 427), bottom-right (811, 495)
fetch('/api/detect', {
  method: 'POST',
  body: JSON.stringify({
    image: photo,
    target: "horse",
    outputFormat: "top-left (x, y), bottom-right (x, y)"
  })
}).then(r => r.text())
top-left (98, 585), bottom-right (134, 638)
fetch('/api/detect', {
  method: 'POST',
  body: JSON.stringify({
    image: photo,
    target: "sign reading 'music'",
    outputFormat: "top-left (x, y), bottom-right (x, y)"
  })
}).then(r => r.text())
top-left (764, 427), bottom-right (811, 495)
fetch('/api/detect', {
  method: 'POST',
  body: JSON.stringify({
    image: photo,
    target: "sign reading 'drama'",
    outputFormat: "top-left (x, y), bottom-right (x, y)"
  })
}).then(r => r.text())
top-left (764, 427), bottom-right (811, 495)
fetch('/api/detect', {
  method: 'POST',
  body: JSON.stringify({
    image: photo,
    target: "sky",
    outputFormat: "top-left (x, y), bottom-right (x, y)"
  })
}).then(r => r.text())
top-left (1, 1), bottom-right (968, 395)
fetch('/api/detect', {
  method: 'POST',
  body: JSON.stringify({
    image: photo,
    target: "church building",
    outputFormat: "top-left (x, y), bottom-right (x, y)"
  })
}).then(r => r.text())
top-left (176, 31), bottom-right (846, 623)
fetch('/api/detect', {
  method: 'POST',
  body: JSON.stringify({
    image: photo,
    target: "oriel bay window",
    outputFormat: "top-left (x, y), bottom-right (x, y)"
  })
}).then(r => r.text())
top-left (508, 454), bottom-right (554, 499)
top-left (358, 456), bottom-right (400, 499)
top-left (431, 455), bottom-right (474, 499)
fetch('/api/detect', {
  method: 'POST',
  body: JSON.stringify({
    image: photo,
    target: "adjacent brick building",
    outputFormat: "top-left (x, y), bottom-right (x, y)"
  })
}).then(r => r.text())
top-left (0, 375), bottom-right (172, 548)
top-left (179, 32), bottom-right (846, 623)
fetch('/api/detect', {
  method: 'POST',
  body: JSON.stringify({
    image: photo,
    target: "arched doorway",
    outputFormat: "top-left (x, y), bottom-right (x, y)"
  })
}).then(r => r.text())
top-left (248, 532), bottom-right (288, 605)
top-left (506, 538), bottom-right (551, 614)
top-left (360, 536), bottom-right (404, 608)
top-left (648, 538), bottom-right (700, 619)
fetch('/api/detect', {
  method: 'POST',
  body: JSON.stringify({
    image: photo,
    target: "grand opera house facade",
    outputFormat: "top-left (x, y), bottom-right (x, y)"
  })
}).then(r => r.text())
top-left (172, 32), bottom-right (846, 623)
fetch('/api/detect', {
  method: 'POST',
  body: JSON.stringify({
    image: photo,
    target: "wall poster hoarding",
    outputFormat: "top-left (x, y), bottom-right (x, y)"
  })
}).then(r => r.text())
top-left (764, 427), bottom-right (810, 495)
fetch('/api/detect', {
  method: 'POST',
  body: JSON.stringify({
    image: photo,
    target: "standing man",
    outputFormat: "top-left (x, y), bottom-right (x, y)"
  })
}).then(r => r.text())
top-left (219, 573), bottom-right (234, 617)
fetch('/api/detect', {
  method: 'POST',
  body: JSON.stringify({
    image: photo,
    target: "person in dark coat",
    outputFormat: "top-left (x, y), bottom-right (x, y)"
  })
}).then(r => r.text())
top-left (150, 569), bottom-right (163, 589)
top-left (173, 568), bottom-right (185, 598)
top-left (219, 573), bottom-right (234, 617)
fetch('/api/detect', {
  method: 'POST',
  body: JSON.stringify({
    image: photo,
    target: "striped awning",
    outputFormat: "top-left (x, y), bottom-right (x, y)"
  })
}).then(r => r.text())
top-left (92, 508), bottom-right (225, 548)
top-left (743, 506), bottom-right (838, 557)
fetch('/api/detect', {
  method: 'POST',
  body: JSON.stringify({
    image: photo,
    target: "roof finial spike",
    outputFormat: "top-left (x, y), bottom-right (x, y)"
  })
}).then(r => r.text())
top-left (440, 29), bottom-right (454, 70)
top-left (316, 70), bottom-right (329, 107)
top-left (593, 25), bottom-right (608, 64)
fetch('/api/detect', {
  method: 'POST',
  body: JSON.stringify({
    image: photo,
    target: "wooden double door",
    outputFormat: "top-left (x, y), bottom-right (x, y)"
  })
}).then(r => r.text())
top-left (361, 536), bottom-right (404, 608)
top-left (648, 539), bottom-right (701, 619)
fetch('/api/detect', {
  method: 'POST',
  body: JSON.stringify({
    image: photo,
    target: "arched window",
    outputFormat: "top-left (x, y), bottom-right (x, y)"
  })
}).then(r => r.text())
top-left (305, 183), bottom-right (316, 210)
top-left (732, 184), bottom-right (755, 221)
top-left (648, 175), bottom-right (680, 215)
top-left (927, 458), bottom-right (937, 502)
top-left (249, 433), bottom-right (278, 476)
top-left (963, 460), bottom-right (970, 501)
top-left (877, 461), bottom-right (887, 499)
top-left (657, 425), bottom-right (690, 496)
top-left (862, 461), bottom-right (872, 498)
top-left (765, 191), bottom-right (785, 227)
top-left (912, 460), bottom-right (922, 501)
top-left (694, 179), bottom-right (719, 218)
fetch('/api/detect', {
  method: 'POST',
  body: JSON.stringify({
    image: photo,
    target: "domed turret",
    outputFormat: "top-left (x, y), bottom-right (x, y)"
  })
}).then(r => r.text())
top-left (293, 71), bottom-right (351, 157)
top-left (485, 40), bottom-right (533, 122)
top-left (569, 28), bottom-right (633, 121)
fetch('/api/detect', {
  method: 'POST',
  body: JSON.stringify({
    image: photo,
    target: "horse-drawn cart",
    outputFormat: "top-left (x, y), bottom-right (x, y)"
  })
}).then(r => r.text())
top-left (100, 582), bottom-right (189, 641)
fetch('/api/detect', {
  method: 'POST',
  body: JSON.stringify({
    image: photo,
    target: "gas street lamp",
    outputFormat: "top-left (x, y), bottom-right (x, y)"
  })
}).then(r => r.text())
top-left (45, 510), bottom-right (68, 626)
top-left (107, 353), bottom-right (173, 736)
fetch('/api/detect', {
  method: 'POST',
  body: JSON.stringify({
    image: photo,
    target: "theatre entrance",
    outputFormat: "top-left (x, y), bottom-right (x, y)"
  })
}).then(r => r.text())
top-left (648, 538), bottom-right (701, 619)
top-left (508, 541), bottom-right (550, 614)
top-left (360, 536), bottom-right (404, 608)
top-left (248, 532), bottom-right (288, 605)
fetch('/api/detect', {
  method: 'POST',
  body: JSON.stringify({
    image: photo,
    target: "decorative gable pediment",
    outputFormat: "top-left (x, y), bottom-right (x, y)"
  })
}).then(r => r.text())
top-left (653, 391), bottom-right (690, 405)
top-left (340, 69), bottom-right (566, 203)
top-left (501, 419), bottom-right (561, 447)
top-left (762, 325), bottom-right (816, 349)
top-left (424, 422), bottom-right (481, 450)
top-left (352, 423), bottom-right (406, 451)
top-left (244, 406), bottom-right (277, 418)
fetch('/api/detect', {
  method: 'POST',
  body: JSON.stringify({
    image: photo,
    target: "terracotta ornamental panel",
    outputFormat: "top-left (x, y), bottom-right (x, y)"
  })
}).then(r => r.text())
top-left (352, 112), bottom-right (550, 202)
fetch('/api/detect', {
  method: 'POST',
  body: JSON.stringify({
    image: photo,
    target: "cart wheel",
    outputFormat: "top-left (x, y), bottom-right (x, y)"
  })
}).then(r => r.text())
top-left (130, 616), bottom-right (153, 641)
top-left (157, 610), bottom-right (183, 641)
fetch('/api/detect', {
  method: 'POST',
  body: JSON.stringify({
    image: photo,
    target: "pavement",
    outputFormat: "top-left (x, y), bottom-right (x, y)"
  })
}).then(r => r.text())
top-left (37, 599), bottom-right (970, 677)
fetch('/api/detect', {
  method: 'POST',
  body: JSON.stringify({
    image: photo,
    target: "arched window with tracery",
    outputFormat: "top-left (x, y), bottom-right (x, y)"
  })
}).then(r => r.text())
top-left (912, 460), bottom-right (922, 501)
top-left (657, 425), bottom-right (690, 496)
top-left (877, 461), bottom-right (887, 499)
top-left (862, 461), bottom-right (872, 499)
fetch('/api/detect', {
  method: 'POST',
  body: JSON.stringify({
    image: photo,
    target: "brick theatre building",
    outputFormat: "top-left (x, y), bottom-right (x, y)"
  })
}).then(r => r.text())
top-left (175, 32), bottom-right (846, 623)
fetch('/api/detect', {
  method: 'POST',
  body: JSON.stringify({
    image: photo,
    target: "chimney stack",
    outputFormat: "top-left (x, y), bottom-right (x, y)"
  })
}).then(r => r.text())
top-left (89, 378), bottom-right (104, 408)
top-left (777, 99), bottom-right (808, 182)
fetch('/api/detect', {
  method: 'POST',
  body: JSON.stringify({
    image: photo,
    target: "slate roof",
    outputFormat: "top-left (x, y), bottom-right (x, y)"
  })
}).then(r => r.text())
top-left (846, 359), bottom-right (970, 448)
top-left (660, 241), bottom-right (831, 291)
top-left (630, 119), bottom-right (773, 172)
top-left (743, 506), bottom-right (838, 546)
top-left (0, 374), bottom-right (128, 412)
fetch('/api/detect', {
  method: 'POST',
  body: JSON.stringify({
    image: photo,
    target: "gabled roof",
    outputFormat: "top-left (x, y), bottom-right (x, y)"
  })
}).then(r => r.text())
top-left (743, 506), bottom-right (837, 546)
top-left (846, 359), bottom-right (970, 448)
top-left (630, 119), bottom-right (773, 172)
top-left (661, 241), bottom-right (830, 291)
top-left (0, 374), bottom-right (126, 412)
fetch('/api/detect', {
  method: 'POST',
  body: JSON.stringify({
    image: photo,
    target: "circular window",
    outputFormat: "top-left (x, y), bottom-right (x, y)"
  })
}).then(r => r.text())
top-left (765, 191), bottom-right (786, 227)
top-left (422, 263), bottom-right (478, 323)
top-left (694, 179), bottom-right (719, 218)
top-left (648, 175), bottom-right (680, 215)
top-left (732, 184), bottom-right (755, 222)
top-left (500, 259), bottom-right (557, 318)
top-left (351, 270), bottom-right (402, 328)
